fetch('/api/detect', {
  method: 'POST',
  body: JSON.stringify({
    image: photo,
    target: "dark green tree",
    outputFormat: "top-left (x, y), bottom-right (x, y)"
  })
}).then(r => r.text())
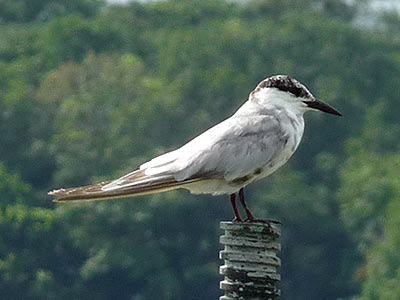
top-left (0, 0), bottom-right (105, 23)
top-left (1, 0), bottom-right (400, 299)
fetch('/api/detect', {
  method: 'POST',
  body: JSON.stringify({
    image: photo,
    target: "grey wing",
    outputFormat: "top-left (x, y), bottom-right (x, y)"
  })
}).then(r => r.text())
top-left (142, 114), bottom-right (287, 182)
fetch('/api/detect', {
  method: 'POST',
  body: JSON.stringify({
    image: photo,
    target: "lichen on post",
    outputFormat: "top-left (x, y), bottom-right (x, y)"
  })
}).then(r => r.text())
top-left (219, 221), bottom-right (281, 300)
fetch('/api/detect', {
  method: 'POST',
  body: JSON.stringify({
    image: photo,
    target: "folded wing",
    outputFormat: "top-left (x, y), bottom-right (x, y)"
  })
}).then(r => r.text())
top-left (49, 113), bottom-right (285, 202)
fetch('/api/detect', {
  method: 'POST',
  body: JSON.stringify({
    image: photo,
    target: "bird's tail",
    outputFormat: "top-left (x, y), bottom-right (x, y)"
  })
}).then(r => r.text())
top-left (48, 169), bottom-right (199, 203)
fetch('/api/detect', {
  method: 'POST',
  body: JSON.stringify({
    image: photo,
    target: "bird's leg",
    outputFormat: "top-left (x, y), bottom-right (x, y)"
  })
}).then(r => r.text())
top-left (230, 193), bottom-right (242, 222)
top-left (238, 188), bottom-right (281, 224)
top-left (239, 188), bottom-right (254, 221)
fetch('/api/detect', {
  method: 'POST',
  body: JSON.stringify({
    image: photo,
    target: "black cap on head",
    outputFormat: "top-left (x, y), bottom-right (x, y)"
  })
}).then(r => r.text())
top-left (261, 75), bottom-right (312, 99)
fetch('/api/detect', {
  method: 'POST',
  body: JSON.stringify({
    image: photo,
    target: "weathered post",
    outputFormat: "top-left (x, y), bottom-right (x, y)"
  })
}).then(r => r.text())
top-left (219, 221), bottom-right (281, 300)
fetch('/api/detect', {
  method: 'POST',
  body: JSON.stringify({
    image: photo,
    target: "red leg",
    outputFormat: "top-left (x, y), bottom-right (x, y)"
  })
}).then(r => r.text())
top-left (238, 188), bottom-right (281, 224)
top-left (239, 188), bottom-right (254, 221)
top-left (230, 193), bottom-right (242, 222)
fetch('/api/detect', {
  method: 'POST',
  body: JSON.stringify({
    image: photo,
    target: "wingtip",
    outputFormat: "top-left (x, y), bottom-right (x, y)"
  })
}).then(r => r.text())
top-left (48, 188), bottom-right (66, 195)
top-left (48, 188), bottom-right (67, 203)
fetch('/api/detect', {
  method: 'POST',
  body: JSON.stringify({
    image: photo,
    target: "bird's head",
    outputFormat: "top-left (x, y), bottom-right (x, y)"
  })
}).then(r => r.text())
top-left (252, 75), bottom-right (342, 116)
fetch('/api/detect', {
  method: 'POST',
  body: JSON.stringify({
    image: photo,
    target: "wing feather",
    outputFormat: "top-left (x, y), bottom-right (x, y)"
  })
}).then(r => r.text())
top-left (142, 114), bottom-right (285, 182)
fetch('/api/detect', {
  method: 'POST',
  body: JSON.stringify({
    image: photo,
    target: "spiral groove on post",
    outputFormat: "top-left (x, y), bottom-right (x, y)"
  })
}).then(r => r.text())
top-left (219, 221), bottom-right (281, 300)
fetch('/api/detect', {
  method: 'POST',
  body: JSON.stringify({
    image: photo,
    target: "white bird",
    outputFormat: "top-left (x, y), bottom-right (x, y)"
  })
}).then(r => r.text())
top-left (49, 75), bottom-right (342, 222)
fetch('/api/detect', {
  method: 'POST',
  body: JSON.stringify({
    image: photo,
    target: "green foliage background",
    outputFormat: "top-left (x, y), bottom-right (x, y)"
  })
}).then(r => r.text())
top-left (1, 0), bottom-right (399, 299)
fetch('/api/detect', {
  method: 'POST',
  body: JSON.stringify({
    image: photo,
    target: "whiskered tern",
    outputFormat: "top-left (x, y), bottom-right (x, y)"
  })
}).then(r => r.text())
top-left (49, 75), bottom-right (342, 222)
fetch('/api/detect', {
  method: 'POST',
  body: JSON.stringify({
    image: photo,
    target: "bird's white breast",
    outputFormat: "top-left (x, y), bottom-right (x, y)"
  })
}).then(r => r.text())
top-left (256, 108), bottom-right (304, 179)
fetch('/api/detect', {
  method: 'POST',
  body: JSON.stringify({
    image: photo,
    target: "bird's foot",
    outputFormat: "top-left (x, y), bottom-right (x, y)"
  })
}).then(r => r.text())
top-left (232, 216), bottom-right (243, 222)
top-left (244, 215), bottom-right (254, 222)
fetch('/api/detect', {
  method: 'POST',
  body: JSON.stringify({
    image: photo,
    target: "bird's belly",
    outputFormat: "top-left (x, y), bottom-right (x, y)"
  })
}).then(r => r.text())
top-left (185, 178), bottom-right (241, 195)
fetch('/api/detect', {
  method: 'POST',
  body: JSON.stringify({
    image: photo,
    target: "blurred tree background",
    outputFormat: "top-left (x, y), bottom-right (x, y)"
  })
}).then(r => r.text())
top-left (1, 0), bottom-right (399, 299)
